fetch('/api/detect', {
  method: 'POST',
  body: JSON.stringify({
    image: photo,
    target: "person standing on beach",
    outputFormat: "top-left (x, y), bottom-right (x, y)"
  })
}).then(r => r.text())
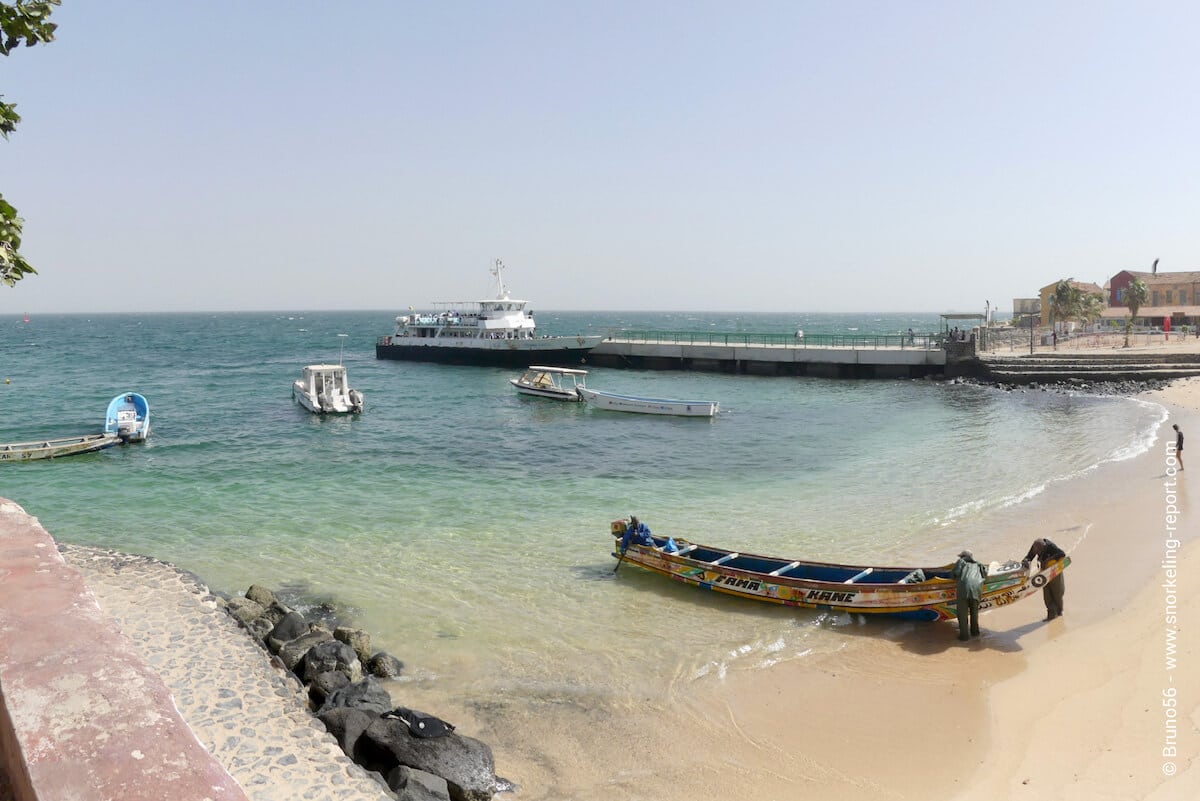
top-left (1022, 538), bottom-right (1067, 620)
top-left (1173, 424), bottom-right (1184, 471)
top-left (952, 550), bottom-right (986, 641)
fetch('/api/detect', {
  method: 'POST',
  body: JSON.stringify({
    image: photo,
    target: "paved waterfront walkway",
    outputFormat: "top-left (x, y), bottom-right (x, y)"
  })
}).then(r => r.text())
top-left (55, 544), bottom-right (394, 801)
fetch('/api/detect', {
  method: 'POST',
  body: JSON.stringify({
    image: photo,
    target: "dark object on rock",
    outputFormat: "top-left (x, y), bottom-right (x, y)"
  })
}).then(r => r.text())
top-left (319, 675), bottom-right (393, 716)
top-left (367, 651), bottom-right (405, 678)
top-left (245, 584), bottom-right (276, 607)
top-left (225, 596), bottom-right (265, 626)
top-left (267, 610), bottom-right (308, 650)
top-left (309, 669), bottom-right (351, 705)
top-left (387, 765), bottom-right (451, 801)
top-left (278, 629), bottom-right (334, 673)
top-left (261, 600), bottom-right (293, 627)
top-left (317, 706), bottom-right (377, 754)
top-left (335, 626), bottom-right (373, 664)
top-left (302, 639), bottom-right (363, 683)
top-left (383, 707), bottom-right (455, 738)
top-left (246, 616), bottom-right (274, 642)
top-left (359, 716), bottom-right (495, 801)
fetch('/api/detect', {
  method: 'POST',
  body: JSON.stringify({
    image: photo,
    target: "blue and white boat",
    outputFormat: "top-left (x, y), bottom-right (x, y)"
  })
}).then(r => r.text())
top-left (104, 392), bottom-right (151, 442)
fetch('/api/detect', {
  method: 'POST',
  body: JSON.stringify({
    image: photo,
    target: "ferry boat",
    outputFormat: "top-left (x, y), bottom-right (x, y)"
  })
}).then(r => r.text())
top-left (375, 260), bottom-right (604, 367)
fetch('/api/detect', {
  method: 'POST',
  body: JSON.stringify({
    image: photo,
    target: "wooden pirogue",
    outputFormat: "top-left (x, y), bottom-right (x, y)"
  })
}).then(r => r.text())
top-left (608, 520), bottom-right (1069, 622)
top-left (0, 433), bottom-right (120, 462)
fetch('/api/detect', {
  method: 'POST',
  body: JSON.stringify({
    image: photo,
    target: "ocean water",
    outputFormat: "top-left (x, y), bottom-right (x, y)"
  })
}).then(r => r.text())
top-left (0, 310), bottom-right (1165, 794)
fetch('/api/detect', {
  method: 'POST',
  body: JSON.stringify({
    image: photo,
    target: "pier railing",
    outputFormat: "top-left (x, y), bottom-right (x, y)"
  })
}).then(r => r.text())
top-left (611, 330), bottom-right (941, 350)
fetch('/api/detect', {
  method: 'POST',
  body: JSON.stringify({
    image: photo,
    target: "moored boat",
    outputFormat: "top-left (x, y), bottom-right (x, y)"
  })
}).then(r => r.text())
top-left (578, 387), bottom-right (718, 417)
top-left (293, 364), bottom-right (364, 414)
top-left (104, 392), bottom-right (151, 442)
top-left (375, 260), bottom-right (604, 367)
top-left (0, 433), bottom-right (121, 462)
top-left (510, 366), bottom-right (587, 401)
top-left (608, 520), bottom-right (1068, 622)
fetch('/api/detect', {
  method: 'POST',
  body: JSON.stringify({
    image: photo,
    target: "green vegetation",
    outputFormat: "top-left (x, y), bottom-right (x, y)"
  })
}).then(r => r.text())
top-left (1123, 278), bottom-right (1149, 348)
top-left (1, 0), bottom-right (59, 286)
top-left (1048, 279), bottom-right (1106, 337)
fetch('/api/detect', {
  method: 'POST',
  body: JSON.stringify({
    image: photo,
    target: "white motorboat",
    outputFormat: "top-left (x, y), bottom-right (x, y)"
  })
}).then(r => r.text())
top-left (577, 387), bottom-right (718, 417)
top-left (510, 366), bottom-right (588, 401)
top-left (293, 364), bottom-right (364, 414)
top-left (375, 259), bottom-right (604, 367)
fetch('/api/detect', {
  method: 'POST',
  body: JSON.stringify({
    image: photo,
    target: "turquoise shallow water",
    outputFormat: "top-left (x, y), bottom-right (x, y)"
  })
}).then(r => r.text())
top-left (0, 310), bottom-right (1166, 792)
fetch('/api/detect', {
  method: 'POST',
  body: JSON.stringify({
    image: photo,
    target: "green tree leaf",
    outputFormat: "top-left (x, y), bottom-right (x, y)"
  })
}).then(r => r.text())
top-left (1, 0), bottom-right (61, 286)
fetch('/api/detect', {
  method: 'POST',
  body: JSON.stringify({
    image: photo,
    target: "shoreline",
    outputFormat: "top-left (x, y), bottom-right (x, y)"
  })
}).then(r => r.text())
top-left (693, 379), bottom-right (1199, 801)
top-left (4, 375), bottom-right (1196, 799)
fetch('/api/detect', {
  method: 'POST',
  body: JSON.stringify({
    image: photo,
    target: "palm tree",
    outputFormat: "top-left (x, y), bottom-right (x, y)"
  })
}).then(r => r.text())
top-left (1079, 292), bottom-right (1104, 328)
top-left (1048, 279), bottom-right (1080, 346)
top-left (1124, 278), bottom-right (1149, 348)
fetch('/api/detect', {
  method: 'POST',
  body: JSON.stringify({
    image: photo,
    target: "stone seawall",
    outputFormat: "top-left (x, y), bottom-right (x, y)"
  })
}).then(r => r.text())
top-left (956, 351), bottom-right (1200, 386)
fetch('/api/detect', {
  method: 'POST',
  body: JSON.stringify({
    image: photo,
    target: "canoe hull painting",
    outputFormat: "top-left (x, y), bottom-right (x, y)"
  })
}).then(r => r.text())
top-left (609, 525), bottom-right (1068, 622)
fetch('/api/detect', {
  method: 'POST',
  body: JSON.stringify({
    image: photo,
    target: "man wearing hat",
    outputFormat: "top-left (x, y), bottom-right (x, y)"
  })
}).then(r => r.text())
top-left (952, 549), bottom-right (987, 641)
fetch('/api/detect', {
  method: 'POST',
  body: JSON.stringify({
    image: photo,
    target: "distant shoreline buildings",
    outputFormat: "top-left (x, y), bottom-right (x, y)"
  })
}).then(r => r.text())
top-left (1012, 264), bottom-right (1199, 329)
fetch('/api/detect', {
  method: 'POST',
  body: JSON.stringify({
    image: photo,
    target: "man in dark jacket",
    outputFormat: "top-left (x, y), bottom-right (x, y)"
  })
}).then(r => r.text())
top-left (952, 550), bottom-right (987, 641)
top-left (1023, 538), bottom-right (1067, 620)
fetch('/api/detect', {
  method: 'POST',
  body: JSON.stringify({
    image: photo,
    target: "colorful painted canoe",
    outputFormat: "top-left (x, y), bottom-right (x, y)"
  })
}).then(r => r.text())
top-left (608, 521), bottom-right (1068, 622)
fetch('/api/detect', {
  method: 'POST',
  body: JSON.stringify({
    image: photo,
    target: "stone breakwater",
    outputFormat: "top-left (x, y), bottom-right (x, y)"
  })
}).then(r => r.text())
top-left (222, 582), bottom-right (503, 801)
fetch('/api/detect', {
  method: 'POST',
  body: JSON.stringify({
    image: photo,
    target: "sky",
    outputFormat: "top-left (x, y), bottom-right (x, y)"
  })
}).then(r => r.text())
top-left (3, 1), bottom-right (1198, 314)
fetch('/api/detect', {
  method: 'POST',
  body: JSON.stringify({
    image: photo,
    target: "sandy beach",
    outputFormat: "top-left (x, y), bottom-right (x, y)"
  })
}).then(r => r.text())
top-left (3, 375), bottom-right (1197, 800)
top-left (700, 378), bottom-right (1200, 801)
top-left (380, 375), bottom-right (1200, 800)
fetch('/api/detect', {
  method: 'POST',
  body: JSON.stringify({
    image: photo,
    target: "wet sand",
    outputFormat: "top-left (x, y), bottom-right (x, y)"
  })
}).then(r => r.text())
top-left (703, 378), bottom-right (1200, 801)
top-left (458, 376), bottom-right (1200, 800)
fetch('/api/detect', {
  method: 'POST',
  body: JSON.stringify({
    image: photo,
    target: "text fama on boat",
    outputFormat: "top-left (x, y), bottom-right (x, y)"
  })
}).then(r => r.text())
top-left (375, 259), bottom-right (604, 367)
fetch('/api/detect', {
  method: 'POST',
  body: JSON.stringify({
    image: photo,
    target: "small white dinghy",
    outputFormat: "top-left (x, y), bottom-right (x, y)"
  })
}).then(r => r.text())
top-left (510, 366), bottom-right (588, 402)
top-left (293, 364), bottom-right (364, 414)
top-left (577, 387), bottom-right (718, 417)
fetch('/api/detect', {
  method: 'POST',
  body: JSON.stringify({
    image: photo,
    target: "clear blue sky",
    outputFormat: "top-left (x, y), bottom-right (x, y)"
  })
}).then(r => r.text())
top-left (4, 1), bottom-right (1197, 313)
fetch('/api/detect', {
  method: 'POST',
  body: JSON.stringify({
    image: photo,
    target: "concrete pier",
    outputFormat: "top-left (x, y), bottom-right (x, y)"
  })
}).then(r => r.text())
top-left (587, 337), bottom-right (946, 378)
